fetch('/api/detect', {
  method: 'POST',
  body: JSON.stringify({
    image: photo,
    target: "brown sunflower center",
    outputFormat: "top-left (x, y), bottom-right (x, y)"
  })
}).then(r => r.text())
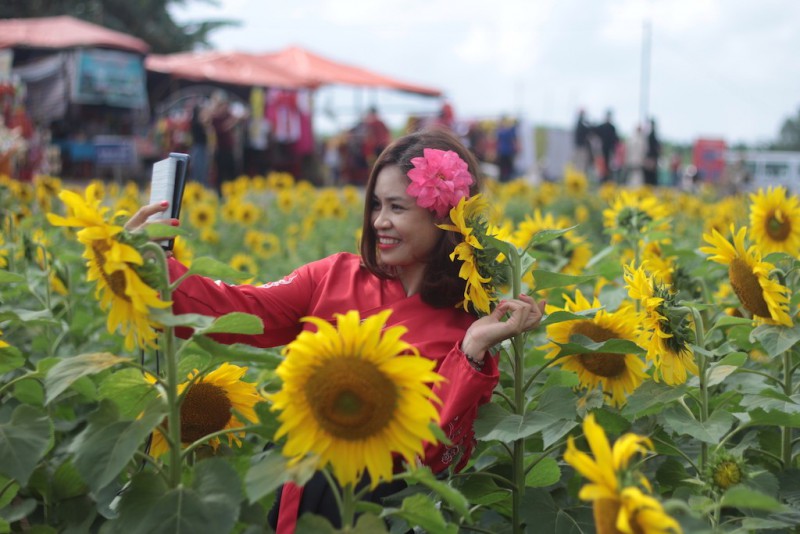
top-left (728, 258), bottom-right (770, 318)
top-left (304, 357), bottom-right (398, 441)
top-left (91, 241), bottom-right (131, 301)
top-left (179, 382), bottom-right (232, 443)
top-left (572, 321), bottom-right (627, 378)
top-left (766, 210), bottom-right (790, 241)
top-left (592, 498), bottom-right (623, 534)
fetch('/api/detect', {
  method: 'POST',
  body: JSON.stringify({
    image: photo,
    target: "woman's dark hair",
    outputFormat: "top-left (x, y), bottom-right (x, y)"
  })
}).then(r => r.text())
top-left (360, 127), bottom-right (483, 311)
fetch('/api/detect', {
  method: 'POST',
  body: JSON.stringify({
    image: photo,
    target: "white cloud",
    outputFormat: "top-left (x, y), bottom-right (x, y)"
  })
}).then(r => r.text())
top-left (167, 0), bottom-right (800, 142)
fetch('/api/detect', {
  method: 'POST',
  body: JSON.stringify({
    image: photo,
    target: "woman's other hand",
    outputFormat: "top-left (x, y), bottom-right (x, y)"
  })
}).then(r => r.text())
top-left (461, 294), bottom-right (546, 365)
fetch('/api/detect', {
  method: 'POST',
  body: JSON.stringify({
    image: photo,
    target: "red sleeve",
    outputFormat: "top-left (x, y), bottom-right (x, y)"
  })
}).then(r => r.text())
top-left (423, 344), bottom-right (498, 473)
top-left (167, 257), bottom-right (315, 347)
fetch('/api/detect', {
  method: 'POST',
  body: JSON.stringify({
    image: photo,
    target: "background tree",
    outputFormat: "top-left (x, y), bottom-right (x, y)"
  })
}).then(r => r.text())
top-left (0, 0), bottom-right (237, 53)
top-left (771, 106), bottom-right (800, 151)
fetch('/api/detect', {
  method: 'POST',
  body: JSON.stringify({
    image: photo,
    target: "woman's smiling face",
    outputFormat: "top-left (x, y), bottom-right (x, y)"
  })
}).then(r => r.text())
top-left (371, 165), bottom-right (442, 292)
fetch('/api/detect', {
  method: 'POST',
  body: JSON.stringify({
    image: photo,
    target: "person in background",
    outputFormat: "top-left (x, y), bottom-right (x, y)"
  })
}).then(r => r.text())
top-left (625, 124), bottom-right (646, 187)
top-left (593, 109), bottom-right (619, 184)
top-left (668, 151), bottom-right (683, 188)
top-left (571, 108), bottom-right (593, 175)
top-left (495, 116), bottom-right (519, 182)
top-left (644, 118), bottom-right (661, 186)
top-left (188, 102), bottom-right (209, 188)
top-left (209, 90), bottom-right (244, 195)
top-left (362, 106), bottom-right (391, 169)
top-left (126, 127), bottom-right (546, 531)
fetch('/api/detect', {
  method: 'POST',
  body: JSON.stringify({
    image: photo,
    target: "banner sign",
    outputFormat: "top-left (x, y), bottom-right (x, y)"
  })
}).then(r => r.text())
top-left (94, 135), bottom-right (137, 167)
top-left (71, 49), bottom-right (147, 109)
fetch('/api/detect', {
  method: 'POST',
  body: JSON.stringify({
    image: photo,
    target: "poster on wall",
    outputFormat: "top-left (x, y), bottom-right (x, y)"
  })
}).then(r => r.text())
top-left (71, 49), bottom-right (147, 109)
top-left (0, 49), bottom-right (12, 80)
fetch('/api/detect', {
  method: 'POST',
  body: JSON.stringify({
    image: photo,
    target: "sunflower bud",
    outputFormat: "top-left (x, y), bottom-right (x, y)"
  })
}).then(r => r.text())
top-left (706, 453), bottom-right (746, 491)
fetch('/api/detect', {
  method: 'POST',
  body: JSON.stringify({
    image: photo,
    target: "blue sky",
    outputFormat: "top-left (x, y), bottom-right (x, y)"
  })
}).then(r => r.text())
top-left (171, 0), bottom-right (800, 145)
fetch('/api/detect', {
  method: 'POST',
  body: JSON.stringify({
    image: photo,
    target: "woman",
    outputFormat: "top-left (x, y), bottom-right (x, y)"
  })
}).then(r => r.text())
top-left (127, 128), bottom-right (545, 530)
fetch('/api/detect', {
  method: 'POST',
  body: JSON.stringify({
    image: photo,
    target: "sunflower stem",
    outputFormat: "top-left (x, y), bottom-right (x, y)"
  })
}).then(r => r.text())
top-left (341, 482), bottom-right (357, 530)
top-left (690, 306), bottom-right (710, 473)
top-left (179, 424), bottom-right (260, 460)
top-left (508, 246), bottom-right (525, 534)
top-left (144, 243), bottom-right (183, 487)
top-left (782, 350), bottom-right (793, 468)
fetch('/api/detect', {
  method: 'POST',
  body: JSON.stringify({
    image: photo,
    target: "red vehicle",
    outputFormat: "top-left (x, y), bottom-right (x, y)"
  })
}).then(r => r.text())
top-left (693, 138), bottom-right (727, 183)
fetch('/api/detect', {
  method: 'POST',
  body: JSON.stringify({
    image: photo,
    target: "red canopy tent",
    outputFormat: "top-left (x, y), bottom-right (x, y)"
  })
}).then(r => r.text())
top-left (257, 46), bottom-right (442, 97)
top-left (145, 51), bottom-right (304, 89)
top-left (144, 45), bottom-right (441, 97)
top-left (0, 15), bottom-right (149, 54)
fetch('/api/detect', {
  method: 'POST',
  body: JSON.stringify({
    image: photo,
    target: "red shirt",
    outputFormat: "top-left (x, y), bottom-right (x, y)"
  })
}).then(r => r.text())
top-left (168, 252), bottom-right (499, 471)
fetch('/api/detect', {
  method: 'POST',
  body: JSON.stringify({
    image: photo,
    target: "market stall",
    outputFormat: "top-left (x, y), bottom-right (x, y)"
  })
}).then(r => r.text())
top-left (0, 15), bottom-right (150, 180)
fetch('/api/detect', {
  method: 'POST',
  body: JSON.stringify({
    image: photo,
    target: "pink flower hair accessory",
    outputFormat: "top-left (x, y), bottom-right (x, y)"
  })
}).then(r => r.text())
top-left (406, 148), bottom-right (474, 218)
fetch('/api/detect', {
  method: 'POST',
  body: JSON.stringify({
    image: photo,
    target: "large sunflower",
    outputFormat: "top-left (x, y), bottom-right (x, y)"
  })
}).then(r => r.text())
top-left (749, 186), bottom-right (800, 257)
top-left (148, 363), bottom-right (263, 458)
top-left (564, 414), bottom-right (653, 501)
top-left (700, 225), bottom-right (793, 327)
top-left (46, 184), bottom-right (109, 229)
top-left (543, 290), bottom-right (647, 407)
top-left (624, 263), bottom-right (698, 386)
top-left (48, 186), bottom-right (171, 350)
top-left (438, 194), bottom-right (496, 314)
top-left (616, 487), bottom-right (683, 534)
top-left (565, 415), bottom-right (681, 534)
top-left (269, 310), bottom-right (444, 488)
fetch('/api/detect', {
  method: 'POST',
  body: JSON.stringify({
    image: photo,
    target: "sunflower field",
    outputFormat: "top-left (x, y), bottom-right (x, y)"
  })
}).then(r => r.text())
top-left (1, 168), bottom-right (800, 534)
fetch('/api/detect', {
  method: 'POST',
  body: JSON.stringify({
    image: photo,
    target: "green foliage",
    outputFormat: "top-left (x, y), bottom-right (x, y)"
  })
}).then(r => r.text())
top-left (0, 1), bottom-right (237, 53)
top-left (3, 174), bottom-right (800, 533)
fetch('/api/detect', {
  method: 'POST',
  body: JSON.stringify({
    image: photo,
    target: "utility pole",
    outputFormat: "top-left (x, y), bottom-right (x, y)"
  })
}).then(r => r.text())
top-left (639, 18), bottom-right (652, 126)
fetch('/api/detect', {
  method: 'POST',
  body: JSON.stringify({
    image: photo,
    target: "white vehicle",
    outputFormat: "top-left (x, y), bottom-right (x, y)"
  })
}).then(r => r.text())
top-left (726, 150), bottom-right (800, 193)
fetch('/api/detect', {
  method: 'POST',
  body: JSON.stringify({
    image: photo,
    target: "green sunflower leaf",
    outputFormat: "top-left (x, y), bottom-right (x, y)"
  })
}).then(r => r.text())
top-left (109, 460), bottom-right (243, 534)
top-left (391, 493), bottom-right (454, 534)
top-left (530, 270), bottom-right (596, 291)
top-left (555, 334), bottom-right (645, 356)
top-left (192, 336), bottom-right (283, 368)
top-left (751, 323), bottom-right (800, 358)
top-left (539, 308), bottom-right (601, 328)
top-left (622, 381), bottom-right (687, 419)
top-left (525, 456), bottom-right (561, 488)
top-left (97, 368), bottom-right (159, 419)
top-left (142, 223), bottom-right (188, 240)
top-left (0, 345), bottom-right (24, 373)
top-left (45, 352), bottom-right (132, 404)
top-left (244, 449), bottom-right (289, 503)
top-left (68, 399), bottom-right (165, 493)
top-left (0, 270), bottom-right (25, 283)
top-left (474, 403), bottom-right (576, 448)
top-left (720, 486), bottom-right (784, 511)
top-left (183, 256), bottom-right (253, 282)
top-left (738, 408), bottom-right (800, 428)
top-left (0, 405), bottom-right (54, 486)
top-left (662, 406), bottom-right (734, 444)
top-left (402, 466), bottom-right (471, 520)
top-left (199, 312), bottom-right (264, 336)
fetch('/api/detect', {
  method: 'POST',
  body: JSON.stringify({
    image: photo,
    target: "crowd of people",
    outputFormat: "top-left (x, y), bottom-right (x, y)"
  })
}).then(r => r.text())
top-left (571, 108), bottom-right (665, 187)
top-left (150, 88), bottom-right (534, 194)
